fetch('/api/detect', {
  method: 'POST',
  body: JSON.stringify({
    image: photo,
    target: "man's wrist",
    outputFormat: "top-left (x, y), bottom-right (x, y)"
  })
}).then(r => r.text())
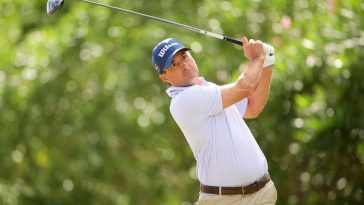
top-left (250, 56), bottom-right (265, 69)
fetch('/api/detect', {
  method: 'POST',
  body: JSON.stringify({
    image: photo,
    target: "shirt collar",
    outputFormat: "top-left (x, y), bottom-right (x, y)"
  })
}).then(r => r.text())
top-left (166, 77), bottom-right (208, 98)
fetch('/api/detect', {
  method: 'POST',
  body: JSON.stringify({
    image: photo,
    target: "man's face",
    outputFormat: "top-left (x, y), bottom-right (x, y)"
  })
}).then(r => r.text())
top-left (159, 50), bottom-right (199, 87)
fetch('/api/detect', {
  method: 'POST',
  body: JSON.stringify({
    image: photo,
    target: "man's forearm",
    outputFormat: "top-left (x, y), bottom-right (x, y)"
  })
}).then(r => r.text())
top-left (236, 57), bottom-right (265, 94)
top-left (221, 37), bottom-right (266, 109)
top-left (244, 66), bottom-right (273, 117)
top-left (221, 58), bottom-right (264, 109)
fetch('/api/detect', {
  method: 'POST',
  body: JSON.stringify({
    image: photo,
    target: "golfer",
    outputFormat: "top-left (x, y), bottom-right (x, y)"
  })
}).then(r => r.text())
top-left (152, 37), bottom-right (277, 205)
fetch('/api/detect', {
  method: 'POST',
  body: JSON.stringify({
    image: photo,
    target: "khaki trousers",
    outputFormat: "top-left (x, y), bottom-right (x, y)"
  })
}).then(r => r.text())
top-left (194, 181), bottom-right (277, 205)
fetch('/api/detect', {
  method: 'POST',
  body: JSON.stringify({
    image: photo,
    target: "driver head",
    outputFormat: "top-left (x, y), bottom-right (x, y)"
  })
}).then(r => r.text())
top-left (47, 0), bottom-right (64, 15)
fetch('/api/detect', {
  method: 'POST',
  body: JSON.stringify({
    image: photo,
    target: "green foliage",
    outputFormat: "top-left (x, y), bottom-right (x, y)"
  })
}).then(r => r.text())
top-left (0, 0), bottom-right (363, 204)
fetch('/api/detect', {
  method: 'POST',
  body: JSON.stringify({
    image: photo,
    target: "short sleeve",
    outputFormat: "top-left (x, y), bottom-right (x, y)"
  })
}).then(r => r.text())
top-left (235, 98), bottom-right (248, 117)
top-left (172, 85), bottom-right (223, 120)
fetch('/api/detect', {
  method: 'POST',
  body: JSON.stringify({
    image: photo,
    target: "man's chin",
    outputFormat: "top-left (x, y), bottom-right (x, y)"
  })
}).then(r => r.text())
top-left (186, 72), bottom-right (198, 78)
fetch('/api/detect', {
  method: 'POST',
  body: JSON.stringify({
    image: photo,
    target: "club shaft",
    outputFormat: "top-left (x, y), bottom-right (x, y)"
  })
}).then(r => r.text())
top-left (80, 0), bottom-right (243, 46)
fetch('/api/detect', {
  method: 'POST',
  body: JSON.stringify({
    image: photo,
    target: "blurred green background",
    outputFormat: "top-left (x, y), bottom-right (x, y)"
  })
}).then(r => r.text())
top-left (0, 0), bottom-right (363, 204)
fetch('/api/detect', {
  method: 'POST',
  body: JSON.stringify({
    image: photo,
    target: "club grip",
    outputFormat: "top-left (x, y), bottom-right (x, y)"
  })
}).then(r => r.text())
top-left (224, 36), bottom-right (243, 46)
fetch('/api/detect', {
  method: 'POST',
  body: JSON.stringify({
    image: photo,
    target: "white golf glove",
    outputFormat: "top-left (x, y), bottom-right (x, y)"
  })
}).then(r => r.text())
top-left (263, 43), bottom-right (275, 68)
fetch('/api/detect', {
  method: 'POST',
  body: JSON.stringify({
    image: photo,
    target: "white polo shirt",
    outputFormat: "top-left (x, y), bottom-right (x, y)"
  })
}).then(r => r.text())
top-left (166, 78), bottom-right (268, 187)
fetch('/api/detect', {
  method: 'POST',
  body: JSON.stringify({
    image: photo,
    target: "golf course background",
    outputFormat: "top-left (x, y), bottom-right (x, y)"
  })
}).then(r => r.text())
top-left (0, 0), bottom-right (363, 204)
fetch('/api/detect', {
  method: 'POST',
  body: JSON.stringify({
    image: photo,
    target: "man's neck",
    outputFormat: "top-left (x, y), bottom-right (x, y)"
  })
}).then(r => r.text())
top-left (173, 77), bottom-right (202, 87)
top-left (192, 77), bottom-right (203, 85)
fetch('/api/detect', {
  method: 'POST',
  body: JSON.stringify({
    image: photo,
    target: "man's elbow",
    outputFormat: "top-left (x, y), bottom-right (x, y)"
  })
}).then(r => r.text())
top-left (244, 111), bottom-right (261, 119)
top-left (244, 106), bottom-right (264, 119)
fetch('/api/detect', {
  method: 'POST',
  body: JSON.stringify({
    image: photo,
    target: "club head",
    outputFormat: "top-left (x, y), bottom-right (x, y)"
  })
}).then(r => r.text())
top-left (47, 0), bottom-right (64, 15)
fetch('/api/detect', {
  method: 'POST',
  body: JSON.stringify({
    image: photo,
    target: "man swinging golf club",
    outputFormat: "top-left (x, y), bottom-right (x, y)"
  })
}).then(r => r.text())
top-left (152, 37), bottom-right (277, 205)
top-left (46, 1), bottom-right (277, 203)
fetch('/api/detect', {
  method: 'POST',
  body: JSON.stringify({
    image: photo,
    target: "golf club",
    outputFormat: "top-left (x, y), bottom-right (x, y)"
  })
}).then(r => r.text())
top-left (46, 0), bottom-right (243, 46)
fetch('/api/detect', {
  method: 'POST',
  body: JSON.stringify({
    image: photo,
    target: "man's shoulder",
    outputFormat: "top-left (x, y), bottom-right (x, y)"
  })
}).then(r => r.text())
top-left (170, 84), bottom-right (220, 110)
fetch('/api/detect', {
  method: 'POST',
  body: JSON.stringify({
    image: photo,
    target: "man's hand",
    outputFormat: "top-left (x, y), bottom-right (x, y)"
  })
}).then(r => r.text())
top-left (242, 37), bottom-right (265, 62)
